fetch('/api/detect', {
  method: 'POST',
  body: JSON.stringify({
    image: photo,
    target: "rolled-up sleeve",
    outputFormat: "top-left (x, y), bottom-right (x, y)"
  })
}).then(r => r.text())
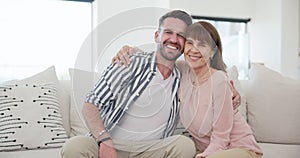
top-left (85, 63), bottom-right (130, 108)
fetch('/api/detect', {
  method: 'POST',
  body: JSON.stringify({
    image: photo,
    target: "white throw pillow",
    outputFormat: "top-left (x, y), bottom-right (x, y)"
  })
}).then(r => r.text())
top-left (68, 68), bottom-right (101, 136)
top-left (0, 66), bottom-right (69, 151)
top-left (246, 63), bottom-right (300, 144)
top-left (4, 66), bottom-right (70, 135)
top-left (227, 66), bottom-right (247, 120)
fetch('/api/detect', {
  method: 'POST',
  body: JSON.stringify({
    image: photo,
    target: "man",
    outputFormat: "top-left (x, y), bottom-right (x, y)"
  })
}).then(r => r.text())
top-left (61, 10), bottom-right (196, 158)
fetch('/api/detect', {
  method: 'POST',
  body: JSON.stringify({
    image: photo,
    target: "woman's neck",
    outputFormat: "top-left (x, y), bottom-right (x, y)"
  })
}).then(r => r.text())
top-left (191, 66), bottom-right (215, 85)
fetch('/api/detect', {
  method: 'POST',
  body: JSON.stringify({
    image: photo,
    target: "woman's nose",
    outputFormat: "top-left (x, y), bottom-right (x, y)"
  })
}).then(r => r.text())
top-left (190, 44), bottom-right (199, 52)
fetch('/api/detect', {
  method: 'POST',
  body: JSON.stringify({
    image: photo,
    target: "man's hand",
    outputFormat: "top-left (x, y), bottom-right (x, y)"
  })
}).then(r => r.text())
top-left (230, 80), bottom-right (241, 110)
top-left (99, 140), bottom-right (117, 158)
top-left (111, 45), bottom-right (140, 67)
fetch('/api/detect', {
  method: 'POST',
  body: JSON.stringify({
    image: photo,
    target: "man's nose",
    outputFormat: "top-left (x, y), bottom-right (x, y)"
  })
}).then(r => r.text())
top-left (169, 33), bottom-right (180, 43)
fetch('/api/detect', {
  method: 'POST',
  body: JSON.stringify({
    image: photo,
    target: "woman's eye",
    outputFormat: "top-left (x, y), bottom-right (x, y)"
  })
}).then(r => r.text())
top-left (186, 41), bottom-right (192, 45)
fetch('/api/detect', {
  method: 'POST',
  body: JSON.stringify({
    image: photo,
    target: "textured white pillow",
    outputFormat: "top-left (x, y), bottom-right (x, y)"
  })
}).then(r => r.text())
top-left (0, 66), bottom-right (67, 151)
top-left (68, 68), bottom-right (101, 136)
top-left (246, 63), bottom-right (300, 144)
top-left (227, 66), bottom-right (247, 120)
top-left (4, 66), bottom-right (70, 135)
top-left (0, 83), bottom-right (68, 151)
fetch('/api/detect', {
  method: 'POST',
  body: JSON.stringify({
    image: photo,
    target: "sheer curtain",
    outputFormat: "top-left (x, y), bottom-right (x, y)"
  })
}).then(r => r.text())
top-left (214, 21), bottom-right (249, 80)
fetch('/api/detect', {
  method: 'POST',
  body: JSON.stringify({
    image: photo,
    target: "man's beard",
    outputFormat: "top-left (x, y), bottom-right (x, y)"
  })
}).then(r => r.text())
top-left (158, 43), bottom-right (183, 61)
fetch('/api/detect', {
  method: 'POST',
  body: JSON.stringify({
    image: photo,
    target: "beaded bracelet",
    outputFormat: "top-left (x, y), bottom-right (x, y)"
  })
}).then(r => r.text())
top-left (98, 129), bottom-right (106, 137)
top-left (95, 129), bottom-right (106, 140)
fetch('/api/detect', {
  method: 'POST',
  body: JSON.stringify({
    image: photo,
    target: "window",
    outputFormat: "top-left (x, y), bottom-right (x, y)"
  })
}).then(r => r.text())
top-left (0, 0), bottom-right (94, 83)
top-left (192, 16), bottom-right (250, 79)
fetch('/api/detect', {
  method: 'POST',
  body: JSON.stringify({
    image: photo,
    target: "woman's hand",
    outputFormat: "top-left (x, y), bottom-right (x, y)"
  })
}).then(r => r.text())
top-left (111, 45), bottom-right (141, 67)
top-left (230, 80), bottom-right (241, 109)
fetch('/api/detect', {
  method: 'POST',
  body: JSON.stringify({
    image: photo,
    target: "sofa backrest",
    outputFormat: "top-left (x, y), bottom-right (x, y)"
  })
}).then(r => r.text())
top-left (58, 80), bottom-right (71, 136)
top-left (244, 64), bottom-right (300, 144)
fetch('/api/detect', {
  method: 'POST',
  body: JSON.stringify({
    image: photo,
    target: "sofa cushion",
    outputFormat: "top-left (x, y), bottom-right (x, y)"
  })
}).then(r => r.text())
top-left (0, 147), bottom-right (61, 158)
top-left (258, 143), bottom-right (300, 158)
top-left (0, 66), bottom-right (69, 151)
top-left (246, 63), bottom-right (300, 144)
top-left (3, 66), bottom-right (71, 136)
top-left (68, 68), bottom-right (101, 136)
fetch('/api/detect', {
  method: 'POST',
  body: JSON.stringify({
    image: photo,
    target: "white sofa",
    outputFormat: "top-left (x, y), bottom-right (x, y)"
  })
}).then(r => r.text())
top-left (239, 64), bottom-right (300, 158)
top-left (0, 64), bottom-right (299, 158)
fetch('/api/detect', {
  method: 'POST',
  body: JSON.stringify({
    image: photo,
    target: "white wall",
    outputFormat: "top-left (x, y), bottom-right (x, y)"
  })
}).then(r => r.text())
top-left (251, 0), bottom-right (282, 71)
top-left (170, 0), bottom-right (254, 19)
top-left (281, 0), bottom-right (299, 79)
top-left (93, 0), bottom-right (170, 73)
top-left (170, 0), bottom-right (300, 79)
top-left (96, 0), bottom-right (169, 23)
top-left (252, 0), bottom-right (299, 79)
top-left (299, 0), bottom-right (300, 78)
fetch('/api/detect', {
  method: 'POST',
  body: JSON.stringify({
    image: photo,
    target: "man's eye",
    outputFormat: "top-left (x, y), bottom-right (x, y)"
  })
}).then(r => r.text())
top-left (178, 34), bottom-right (185, 39)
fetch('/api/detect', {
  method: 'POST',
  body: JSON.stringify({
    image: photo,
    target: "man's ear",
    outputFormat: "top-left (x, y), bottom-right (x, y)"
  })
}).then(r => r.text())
top-left (154, 31), bottom-right (159, 43)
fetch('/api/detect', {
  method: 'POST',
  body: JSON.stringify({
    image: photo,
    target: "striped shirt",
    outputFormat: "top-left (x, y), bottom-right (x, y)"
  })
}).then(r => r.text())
top-left (85, 52), bottom-right (181, 138)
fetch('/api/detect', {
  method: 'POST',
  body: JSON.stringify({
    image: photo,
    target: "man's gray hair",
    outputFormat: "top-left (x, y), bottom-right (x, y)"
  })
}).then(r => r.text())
top-left (159, 10), bottom-right (192, 27)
